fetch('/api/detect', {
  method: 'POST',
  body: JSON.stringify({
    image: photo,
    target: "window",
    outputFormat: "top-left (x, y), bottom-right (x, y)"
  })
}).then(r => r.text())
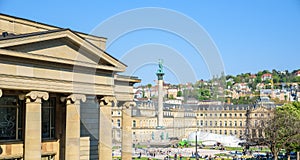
top-left (200, 114), bottom-right (203, 116)
top-left (229, 130), bottom-right (232, 135)
top-left (240, 113), bottom-right (242, 117)
top-left (234, 113), bottom-right (237, 117)
top-left (133, 120), bottom-right (136, 128)
top-left (234, 130), bottom-right (237, 135)
top-left (210, 113), bottom-right (212, 117)
top-left (0, 96), bottom-right (23, 141)
top-left (42, 97), bottom-right (56, 139)
top-left (255, 113), bottom-right (257, 117)
top-left (220, 121), bottom-right (222, 126)
top-left (200, 120), bottom-right (203, 126)
top-left (225, 121), bottom-right (227, 126)
top-left (118, 111), bottom-right (121, 115)
top-left (224, 114), bottom-right (227, 117)
top-left (240, 121), bottom-right (242, 127)
top-left (224, 130), bottom-right (227, 135)
top-left (210, 121), bottom-right (212, 126)
top-left (234, 121), bottom-right (237, 126)
top-left (240, 130), bottom-right (243, 135)
top-left (205, 121), bottom-right (207, 126)
top-left (229, 121), bottom-right (232, 126)
top-left (214, 113), bottom-right (217, 117)
top-left (210, 130), bottom-right (212, 133)
top-left (215, 121), bottom-right (217, 126)
top-left (229, 113), bottom-right (232, 117)
top-left (219, 130), bottom-right (222, 134)
top-left (117, 119), bottom-right (121, 127)
top-left (219, 113), bottom-right (222, 117)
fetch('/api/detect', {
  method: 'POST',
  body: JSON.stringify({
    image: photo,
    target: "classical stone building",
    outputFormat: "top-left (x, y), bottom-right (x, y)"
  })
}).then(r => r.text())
top-left (112, 100), bottom-right (196, 147)
top-left (195, 104), bottom-right (250, 138)
top-left (111, 101), bottom-right (277, 147)
top-left (0, 14), bottom-right (140, 160)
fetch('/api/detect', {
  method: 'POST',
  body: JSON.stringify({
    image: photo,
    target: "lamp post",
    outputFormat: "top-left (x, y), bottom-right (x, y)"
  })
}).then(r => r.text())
top-left (195, 128), bottom-right (199, 160)
top-left (195, 130), bottom-right (198, 160)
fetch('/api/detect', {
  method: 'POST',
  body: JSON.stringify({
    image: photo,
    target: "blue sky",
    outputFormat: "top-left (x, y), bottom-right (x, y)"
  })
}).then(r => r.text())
top-left (1, 1), bottom-right (300, 85)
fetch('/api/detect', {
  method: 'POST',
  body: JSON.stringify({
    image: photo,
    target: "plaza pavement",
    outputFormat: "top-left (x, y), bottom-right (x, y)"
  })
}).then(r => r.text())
top-left (113, 147), bottom-right (230, 159)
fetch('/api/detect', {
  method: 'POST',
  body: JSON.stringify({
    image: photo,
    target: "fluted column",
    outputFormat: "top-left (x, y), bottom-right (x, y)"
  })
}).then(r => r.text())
top-left (24, 91), bottom-right (49, 160)
top-left (121, 101), bottom-right (136, 160)
top-left (98, 96), bottom-right (116, 160)
top-left (61, 94), bottom-right (86, 160)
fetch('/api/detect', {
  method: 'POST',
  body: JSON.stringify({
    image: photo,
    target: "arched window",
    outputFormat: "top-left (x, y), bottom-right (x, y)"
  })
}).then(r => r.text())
top-left (133, 120), bottom-right (136, 128)
top-left (117, 119), bottom-right (121, 127)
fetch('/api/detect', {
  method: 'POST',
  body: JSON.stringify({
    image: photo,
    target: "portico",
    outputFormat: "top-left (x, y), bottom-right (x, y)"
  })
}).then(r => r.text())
top-left (0, 14), bottom-right (140, 160)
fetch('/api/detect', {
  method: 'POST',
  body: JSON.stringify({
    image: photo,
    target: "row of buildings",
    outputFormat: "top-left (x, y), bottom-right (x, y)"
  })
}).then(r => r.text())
top-left (112, 98), bottom-right (276, 147)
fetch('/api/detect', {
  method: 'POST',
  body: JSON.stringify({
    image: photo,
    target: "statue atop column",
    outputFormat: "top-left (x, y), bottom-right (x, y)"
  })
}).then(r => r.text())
top-left (156, 59), bottom-right (164, 80)
top-left (157, 59), bottom-right (164, 74)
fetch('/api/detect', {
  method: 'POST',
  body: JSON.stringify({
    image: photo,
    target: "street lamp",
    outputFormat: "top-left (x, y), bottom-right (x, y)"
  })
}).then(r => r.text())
top-left (195, 128), bottom-right (199, 160)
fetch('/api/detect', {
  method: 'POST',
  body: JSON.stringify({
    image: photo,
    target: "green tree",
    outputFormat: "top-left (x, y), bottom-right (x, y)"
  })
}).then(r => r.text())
top-left (292, 76), bottom-right (300, 82)
top-left (260, 102), bottom-right (300, 160)
top-left (197, 88), bottom-right (211, 101)
top-left (177, 90), bottom-right (183, 97)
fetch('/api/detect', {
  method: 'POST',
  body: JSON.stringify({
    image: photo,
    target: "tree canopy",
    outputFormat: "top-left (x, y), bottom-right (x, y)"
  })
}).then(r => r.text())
top-left (262, 102), bottom-right (300, 160)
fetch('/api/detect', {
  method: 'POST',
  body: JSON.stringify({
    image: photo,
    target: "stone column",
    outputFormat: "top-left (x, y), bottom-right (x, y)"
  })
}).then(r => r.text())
top-left (98, 96), bottom-right (116, 160)
top-left (24, 91), bottom-right (49, 160)
top-left (121, 101), bottom-right (136, 160)
top-left (61, 94), bottom-right (86, 160)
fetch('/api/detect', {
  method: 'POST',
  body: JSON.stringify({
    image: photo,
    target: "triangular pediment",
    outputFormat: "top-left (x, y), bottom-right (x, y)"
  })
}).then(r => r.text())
top-left (0, 29), bottom-right (126, 72)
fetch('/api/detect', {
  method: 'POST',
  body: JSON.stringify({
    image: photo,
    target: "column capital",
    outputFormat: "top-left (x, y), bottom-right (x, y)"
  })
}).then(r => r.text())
top-left (123, 101), bottom-right (136, 109)
top-left (99, 96), bottom-right (117, 106)
top-left (61, 94), bottom-right (86, 104)
top-left (26, 91), bottom-right (48, 103)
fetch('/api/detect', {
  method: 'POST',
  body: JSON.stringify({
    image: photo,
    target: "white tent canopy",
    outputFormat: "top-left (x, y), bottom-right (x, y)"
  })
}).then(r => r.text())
top-left (188, 131), bottom-right (245, 147)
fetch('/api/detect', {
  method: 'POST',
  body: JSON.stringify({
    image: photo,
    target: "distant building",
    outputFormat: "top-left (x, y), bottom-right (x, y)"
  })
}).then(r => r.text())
top-left (295, 70), bottom-right (300, 77)
top-left (167, 88), bottom-right (178, 99)
top-left (261, 73), bottom-right (272, 81)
